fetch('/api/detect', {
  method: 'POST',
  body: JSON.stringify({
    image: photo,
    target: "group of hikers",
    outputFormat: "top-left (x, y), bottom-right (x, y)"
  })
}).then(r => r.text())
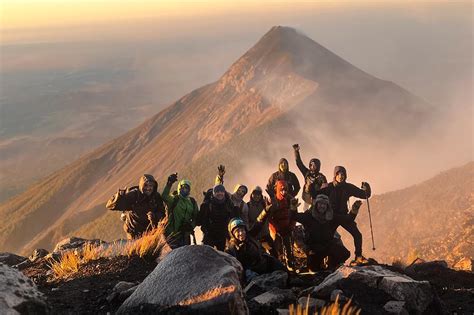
top-left (106, 144), bottom-right (372, 278)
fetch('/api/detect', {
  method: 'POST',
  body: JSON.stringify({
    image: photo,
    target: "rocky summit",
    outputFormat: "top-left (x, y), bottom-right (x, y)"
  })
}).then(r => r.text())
top-left (3, 236), bottom-right (472, 315)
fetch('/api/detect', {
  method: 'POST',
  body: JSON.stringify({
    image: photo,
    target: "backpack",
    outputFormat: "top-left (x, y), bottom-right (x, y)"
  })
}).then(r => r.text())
top-left (107, 186), bottom-right (140, 211)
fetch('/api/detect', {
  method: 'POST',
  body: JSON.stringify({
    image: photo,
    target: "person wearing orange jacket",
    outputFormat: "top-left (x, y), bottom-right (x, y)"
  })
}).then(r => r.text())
top-left (258, 180), bottom-right (299, 270)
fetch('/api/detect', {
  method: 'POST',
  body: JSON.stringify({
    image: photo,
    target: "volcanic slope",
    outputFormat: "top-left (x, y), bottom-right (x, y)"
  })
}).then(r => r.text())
top-left (0, 26), bottom-right (431, 255)
top-left (354, 161), bottom-right (473, 265)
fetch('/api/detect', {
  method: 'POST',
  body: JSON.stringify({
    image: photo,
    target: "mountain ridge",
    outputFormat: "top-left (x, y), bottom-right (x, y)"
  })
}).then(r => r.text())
top-left (0, 26), bottom-right (433, 255)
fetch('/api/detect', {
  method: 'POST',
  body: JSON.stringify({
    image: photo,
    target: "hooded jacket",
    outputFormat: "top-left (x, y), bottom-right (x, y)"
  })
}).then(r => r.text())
top-left (231, 184), bottom-right (249, 226)
top-left (198, 191), bottom-right (238, 238)
top-left (312, 166), bottom-right (371, 215)
top-left (162, 179), bottom-right (199, 237)
top-left (259, 181), bottom-right (297, 237)
top-left (106, 174), bottom-right (165, 238)
top-left (294, 150), bottom-right (328, 204)
top-left (293, 195), bottom-right (339, 251)
top-left (267, 159), bottom-right (301, 198)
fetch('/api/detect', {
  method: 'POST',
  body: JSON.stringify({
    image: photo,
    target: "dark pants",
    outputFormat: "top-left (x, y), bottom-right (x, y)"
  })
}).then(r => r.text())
top-left (203, 234), bottom-right (227, 251)
top-left (307, 243), bottom-right (350, 271)
top-left (335, 215), bottom-right (363, 257)
top-left (167, 233), bottom-right (191, 249)
top-left (271, 232), bottom-right (294, 268)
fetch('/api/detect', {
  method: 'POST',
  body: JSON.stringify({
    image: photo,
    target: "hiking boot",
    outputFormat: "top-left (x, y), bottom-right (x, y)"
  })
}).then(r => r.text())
top-left (350, 255), bottom-right (370, 266)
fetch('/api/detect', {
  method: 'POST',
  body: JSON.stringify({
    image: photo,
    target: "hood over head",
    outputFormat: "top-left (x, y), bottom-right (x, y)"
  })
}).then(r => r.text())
top-left (309, 158), bottom-right (321, 173)
top-left (275, 180), bottom-right (288, 200)
top-left (138, 174), bottom-right (158, 193)
top-left (233, 184), bottom-right (248, 195)
top-left (313, 194), bottom-right (333, 221)
top-left (278, 158), bottom-right (289, 172)
top-left (178, 179), bottom-right (192, 196)
top-left (333, 166), bottom-right (347, 180)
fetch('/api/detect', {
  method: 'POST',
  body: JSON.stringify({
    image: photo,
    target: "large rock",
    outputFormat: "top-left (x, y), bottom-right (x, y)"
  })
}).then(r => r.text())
top-left (0, 253), bottom-right (27, 267)
top-left (118, 245), bottom-right (248, 314)
top-left (244, 270), bottom-right (288, 298)
top-left (53, 236), bottom-right (103, 252)
top-left (0, 263), bottom-right (48, 314)
top-left (251, 288), bottom-right (296, 307)
top-left (313, 265), bottom-right (434, 313)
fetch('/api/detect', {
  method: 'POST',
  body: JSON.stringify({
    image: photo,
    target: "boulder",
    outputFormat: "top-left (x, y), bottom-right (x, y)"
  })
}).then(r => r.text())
top-left (313, 265), bottom-right (434, 313)
top-left (251, 288), bottom-right (296, 307)
top-left (244, 270), bottom-right (288, 298)
top-left (0, 253), bottom-right (27, 267)
top-left (384, 301), bottom-right (409, 315)
top-left (453, 257), bottom-right (473, 272)
top-left (405, 260), bottom-right (448, 274)
top-left (53, 237), bottom-right (103, 252)
top-left (113, 281), bottom-right (137, 293)
top-left (0, 263), bottom-right (48, 314)
top-left (29, 249), bottom-right (49, 262)
top-left (118, 245), bottom-right (248, 314)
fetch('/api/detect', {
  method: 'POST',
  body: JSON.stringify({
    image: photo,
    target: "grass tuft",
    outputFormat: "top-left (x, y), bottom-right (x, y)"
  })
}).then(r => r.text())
top-left (289, 295), bottom-right (361, 315)
top-left (49, 219), bottom-right (168, 279)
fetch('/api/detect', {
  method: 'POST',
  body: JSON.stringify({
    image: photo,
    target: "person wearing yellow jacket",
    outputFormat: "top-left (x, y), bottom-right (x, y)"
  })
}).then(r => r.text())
top-left (162, 173), bottom-right (199, 249)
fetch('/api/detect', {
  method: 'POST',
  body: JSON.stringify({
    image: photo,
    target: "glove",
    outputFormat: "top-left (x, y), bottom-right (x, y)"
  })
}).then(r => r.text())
top-left (292, 144), bottom-right (300, 151)
top-left (349, 200), bottom-right (363, 219)
top-left (167, 173), bottom-right (178, 185)
top-left (217, 165), bottom-right (226, 177)
top-left (361, 182), bottom-right (371, 195)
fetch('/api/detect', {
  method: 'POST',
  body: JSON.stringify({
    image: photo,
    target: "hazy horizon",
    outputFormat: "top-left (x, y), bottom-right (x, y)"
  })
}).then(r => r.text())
top-left (0, 1), bottom-right (472, 200)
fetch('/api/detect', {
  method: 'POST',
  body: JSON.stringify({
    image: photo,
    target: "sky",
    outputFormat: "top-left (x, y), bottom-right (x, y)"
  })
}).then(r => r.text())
top-left (0, 0), bottom-right (472, 194)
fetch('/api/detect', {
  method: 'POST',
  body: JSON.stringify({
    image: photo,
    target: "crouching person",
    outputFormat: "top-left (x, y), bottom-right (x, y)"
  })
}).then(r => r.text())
top-left (162, 173), bottom-right (199, 249)
top-left (226, 218), bottom-right (285, 281)
top-left (106, 174), bottom-right (166, 239)
top-left (294, 194), bottom-right (350, 271)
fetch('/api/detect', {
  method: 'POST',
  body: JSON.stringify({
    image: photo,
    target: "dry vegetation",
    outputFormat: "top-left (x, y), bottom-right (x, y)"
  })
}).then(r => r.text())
top-left (289, 296), bottom-right (360, 315)
top-left (49, 222), bottom-right (168, 279)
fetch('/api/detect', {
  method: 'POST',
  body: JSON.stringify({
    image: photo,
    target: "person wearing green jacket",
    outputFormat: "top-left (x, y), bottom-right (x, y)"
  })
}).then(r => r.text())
top-left (162, 173), bottom-right (199, 249)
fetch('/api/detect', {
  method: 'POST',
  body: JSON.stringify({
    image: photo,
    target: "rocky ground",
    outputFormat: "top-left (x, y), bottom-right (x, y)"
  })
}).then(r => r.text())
top-left (1, 237), bottom-right (473, 314)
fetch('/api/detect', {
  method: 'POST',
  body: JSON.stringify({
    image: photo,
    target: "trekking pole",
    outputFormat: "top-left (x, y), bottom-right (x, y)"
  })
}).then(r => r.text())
top-left (365, 191), bottom-right (376, 251)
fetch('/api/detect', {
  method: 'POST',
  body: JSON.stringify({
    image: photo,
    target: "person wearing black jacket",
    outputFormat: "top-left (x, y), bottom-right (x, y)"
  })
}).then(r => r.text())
top-left (197, 184), bottom-right (238, 251)
top-left (225, 217), bottom-right (286, 279)
top-left (292, 144), bottom-right (327, 209)
top-left (106, 174), bottom-right (166, 239)
top-left (293, 194), bottom-right (350, 271)
top-left (266, 158), bottom-right (301, 198)
top-left (312, 166), bottom-right (371, 265)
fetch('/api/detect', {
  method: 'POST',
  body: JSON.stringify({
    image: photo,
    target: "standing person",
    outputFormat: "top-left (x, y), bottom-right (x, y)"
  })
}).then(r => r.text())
top-left (313, 166), bottom-right (371, 265)
top-left (267, 158), bottom-right (301, 198)
top-left (231, 184), bottom-right (249, 227)
top-left (247, 186), bottom-right (272, 247)
top-left (258, 180), bottom-right (299, 270)
top-left (293, 144), bottom-right (327, 210)
top-left (213, 164), bottom-right (250, 227)
top-left (106, 174), bottom-right (166, 239)
top-left (294, 194), bottom-right (350, 271)
top-left (162, 173), bottom-right (199, 249)
top-left (197, 184), bottom-right (238, 251)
